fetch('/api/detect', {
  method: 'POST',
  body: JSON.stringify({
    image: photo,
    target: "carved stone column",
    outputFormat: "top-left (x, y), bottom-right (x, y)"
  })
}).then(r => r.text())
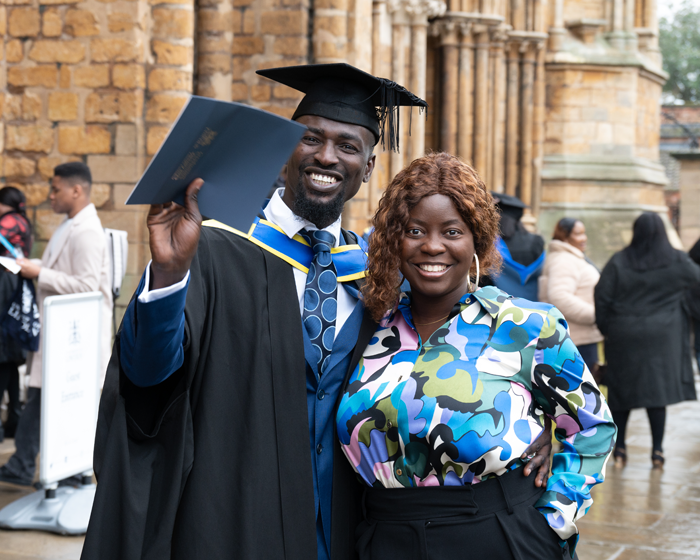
top-left (350, 0), bottom-right (374, 70)
top-left (624, 0), bottom-right (637, 50)
top-left (406, 0), bottom-right (445, 161)
top-left (369, 0), bottom-right (392, 213)
top-left (473, 26), bottom-right (491, 179)
top-left (639, 0), bottom-right (660, 65)
top-left (373, 0), bottom-right (391, 77)
top-left (608, 0), bottom-right (626, 50)
top-left (549, 0), bottom-right (565, 51)
top-left (511, 0), bottom-right (525, 30)
top-left (389, 0), bottom-right (410, 175)
top-left (531, 42), bottom-right (545, 217)
top-left (439, 20), bottom-right (460, 156)
top-left (519, 41), bottom-right (535, 207)
top-left (457, 21), bottom-right (473, 163)
top-left (533, 0), bottom-right (544, 33)
top-left (490, 26), bottom-right (508, 193)
top-left (645, 0), bottom-right (658, 31)
top-left (505, 40), bottom-right (520, 196)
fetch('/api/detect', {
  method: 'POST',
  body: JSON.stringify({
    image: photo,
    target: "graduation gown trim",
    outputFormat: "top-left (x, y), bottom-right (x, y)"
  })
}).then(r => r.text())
top-left (202, 218), bottom-right (368, 281)
top-left (495, 236), bottom-right (544, 286)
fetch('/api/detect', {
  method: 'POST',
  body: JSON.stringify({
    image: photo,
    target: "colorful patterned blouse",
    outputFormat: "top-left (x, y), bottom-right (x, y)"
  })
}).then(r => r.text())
top-left (337, 286), bottom-right (616, 551)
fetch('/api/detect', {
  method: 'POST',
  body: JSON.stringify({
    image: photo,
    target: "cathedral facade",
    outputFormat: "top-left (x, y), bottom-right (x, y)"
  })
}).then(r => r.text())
top-left (0, 0), bottom-right (666, 312)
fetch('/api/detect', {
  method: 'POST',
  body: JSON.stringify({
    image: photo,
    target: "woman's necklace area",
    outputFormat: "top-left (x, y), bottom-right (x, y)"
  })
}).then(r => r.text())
top-left (412, 312), bottom-right (450, 326)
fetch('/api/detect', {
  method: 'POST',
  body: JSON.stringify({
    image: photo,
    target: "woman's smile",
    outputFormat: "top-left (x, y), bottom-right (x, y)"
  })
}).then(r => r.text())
top-left (414, 262), bottom-right (450, 276)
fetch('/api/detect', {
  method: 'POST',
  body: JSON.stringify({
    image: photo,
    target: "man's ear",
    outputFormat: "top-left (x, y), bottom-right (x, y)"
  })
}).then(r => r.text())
top-left (363, 154), bottom-right (376, 183)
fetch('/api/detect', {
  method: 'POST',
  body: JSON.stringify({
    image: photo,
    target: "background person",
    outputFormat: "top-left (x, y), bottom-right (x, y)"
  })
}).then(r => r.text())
top-left (685, 236), bottom-right (700, 368)
top-left (338, 153), bottom-right (616, 559)
top-left (595, 212), bottom-right (700, 469)
top-left (539, 217), bottom-right (602, 373)
top-left (486, 193), bottom-right (545, 300)
top-left (0, 186), bottom-right (33, 442)
top-left (0, 162), bottom-right (112, 487)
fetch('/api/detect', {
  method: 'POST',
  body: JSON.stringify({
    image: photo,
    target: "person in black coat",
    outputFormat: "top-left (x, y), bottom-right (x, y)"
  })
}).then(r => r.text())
top-left (0, 186), bottom-right (33, 442)
top-left (480, 194), bottom-right (545, 300)
top-left (594, 212), bottom-right (700, 469)
top-left (685, 236), bottom-right (700, 367)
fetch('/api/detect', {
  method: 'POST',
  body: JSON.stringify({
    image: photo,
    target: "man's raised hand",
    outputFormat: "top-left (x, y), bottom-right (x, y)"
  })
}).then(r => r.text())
top-left (148, 178), bottom-right (204, 290)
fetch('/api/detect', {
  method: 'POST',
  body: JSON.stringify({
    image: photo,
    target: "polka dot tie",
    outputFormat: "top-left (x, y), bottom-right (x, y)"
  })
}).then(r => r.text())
top-left (300, 229), bottom-right (338, 375)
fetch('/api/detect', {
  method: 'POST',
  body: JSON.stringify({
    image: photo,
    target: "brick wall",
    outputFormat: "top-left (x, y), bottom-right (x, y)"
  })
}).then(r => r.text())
top-left (0, 0), bottom-right (198, 324)
top-left (230, 0), bottom-right (308, 117)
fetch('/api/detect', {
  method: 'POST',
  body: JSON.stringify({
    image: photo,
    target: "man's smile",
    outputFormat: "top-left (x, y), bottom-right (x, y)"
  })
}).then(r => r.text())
top-left (304, 167), bottom-right (344, 194)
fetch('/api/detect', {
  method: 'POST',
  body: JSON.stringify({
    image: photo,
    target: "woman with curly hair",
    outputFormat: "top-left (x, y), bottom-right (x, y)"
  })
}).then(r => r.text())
top-left (336, 152), bottom-right (616, 559)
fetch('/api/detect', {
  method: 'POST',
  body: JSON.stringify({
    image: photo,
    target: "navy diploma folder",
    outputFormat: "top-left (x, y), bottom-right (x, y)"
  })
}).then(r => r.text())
top-left (126, 96), bottom-right (306, 230)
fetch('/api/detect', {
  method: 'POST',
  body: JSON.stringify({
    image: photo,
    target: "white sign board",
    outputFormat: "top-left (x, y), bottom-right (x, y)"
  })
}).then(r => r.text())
top-left (40, 292), bottom-right (103, 486)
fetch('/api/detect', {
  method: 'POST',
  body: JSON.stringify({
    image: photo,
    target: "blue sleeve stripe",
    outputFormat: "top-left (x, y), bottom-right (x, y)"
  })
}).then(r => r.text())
top-left (120, 271), bottom-right (189, 387)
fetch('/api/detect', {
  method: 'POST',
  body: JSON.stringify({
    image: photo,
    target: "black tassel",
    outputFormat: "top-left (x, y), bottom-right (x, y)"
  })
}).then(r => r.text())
top-left (375, 78), bottom-right (425, 153)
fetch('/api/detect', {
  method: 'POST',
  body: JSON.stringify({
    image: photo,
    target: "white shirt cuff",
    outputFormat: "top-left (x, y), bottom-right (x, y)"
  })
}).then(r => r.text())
top-left (138, 261), bottom-right (190, 303)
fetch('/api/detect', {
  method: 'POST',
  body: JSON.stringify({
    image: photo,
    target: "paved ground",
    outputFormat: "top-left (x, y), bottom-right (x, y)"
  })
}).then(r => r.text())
top-left (0, 442), bottom-right (84, 559)
top-left (1, 381), bottom-right (699, 559)
top-left (576, 383), bottom-right (700, 560)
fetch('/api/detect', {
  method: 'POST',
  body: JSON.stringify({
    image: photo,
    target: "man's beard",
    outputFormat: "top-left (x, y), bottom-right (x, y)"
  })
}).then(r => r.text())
top-left (292, 173), bottom-right (348, 229)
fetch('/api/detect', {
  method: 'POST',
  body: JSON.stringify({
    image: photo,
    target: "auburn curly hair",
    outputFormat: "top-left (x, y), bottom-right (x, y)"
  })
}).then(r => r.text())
top-left (362, 152), bottom-right (502, 322)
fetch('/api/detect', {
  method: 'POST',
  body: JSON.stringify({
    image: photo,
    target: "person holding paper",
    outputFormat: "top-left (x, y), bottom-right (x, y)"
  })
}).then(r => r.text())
top-left (0, 186), bottom-right (33, 443)
top-left (0, 162), bottom-right (112, 488)
top-left (83, 64), bottom-right (552, 560)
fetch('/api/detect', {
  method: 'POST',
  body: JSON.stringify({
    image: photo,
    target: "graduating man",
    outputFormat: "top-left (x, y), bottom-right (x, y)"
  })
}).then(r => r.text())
top-left (82, 64), bottom-right (552, 560)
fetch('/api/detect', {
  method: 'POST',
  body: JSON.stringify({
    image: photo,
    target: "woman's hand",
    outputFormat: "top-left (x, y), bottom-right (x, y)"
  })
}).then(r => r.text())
top-left (521, 416), bottom-right (553, 487)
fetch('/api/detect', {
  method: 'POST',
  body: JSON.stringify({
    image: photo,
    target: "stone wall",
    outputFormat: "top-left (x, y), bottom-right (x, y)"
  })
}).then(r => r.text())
top-left (560, 0), bottom-right (605, 22)
top-left (0, 0), bottom-right (197, 324)
top-left (540, 63), bottom-right (668, 265)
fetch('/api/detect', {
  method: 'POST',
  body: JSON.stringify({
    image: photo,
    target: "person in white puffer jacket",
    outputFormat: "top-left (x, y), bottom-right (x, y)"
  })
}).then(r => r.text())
top-left (538, 217), bottom-right (603, 371)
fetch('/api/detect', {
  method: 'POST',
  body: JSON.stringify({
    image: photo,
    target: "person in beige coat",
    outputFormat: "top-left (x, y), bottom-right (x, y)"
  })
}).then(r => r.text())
top-left (538, 217), bottom-right (602, 371)
top-left (0, 162), bottom-right (112, 488)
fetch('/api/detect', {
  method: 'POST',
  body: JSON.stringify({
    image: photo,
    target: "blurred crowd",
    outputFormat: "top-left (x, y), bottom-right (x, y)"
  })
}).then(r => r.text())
top-left (0, 161), bottom-right (113, 490)
top-left (487, 199), bottom-right (700, 470)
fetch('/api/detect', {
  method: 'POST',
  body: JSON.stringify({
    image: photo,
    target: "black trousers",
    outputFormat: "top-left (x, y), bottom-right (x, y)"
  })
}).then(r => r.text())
top-left (1, 387), bottom-right (41, 482)
top-left (356, 468), bottom-right (571, 560)
top-left (0, 361), bottom-right (21, 437)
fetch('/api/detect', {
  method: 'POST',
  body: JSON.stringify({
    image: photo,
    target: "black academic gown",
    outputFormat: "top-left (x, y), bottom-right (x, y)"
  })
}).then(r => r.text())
top-left (81, 225), bottom-right (377, 560)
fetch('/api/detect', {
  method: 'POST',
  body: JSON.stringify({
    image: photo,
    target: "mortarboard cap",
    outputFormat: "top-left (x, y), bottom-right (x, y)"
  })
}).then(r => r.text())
top-left (256, 63), bottom-right (427, 153)
top-left (492, 193), bottom-right (528, 209)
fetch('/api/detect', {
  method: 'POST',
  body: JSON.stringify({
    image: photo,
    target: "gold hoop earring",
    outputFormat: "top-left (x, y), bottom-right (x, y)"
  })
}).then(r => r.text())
top-left (473, 254), bottom-right (480, 291)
